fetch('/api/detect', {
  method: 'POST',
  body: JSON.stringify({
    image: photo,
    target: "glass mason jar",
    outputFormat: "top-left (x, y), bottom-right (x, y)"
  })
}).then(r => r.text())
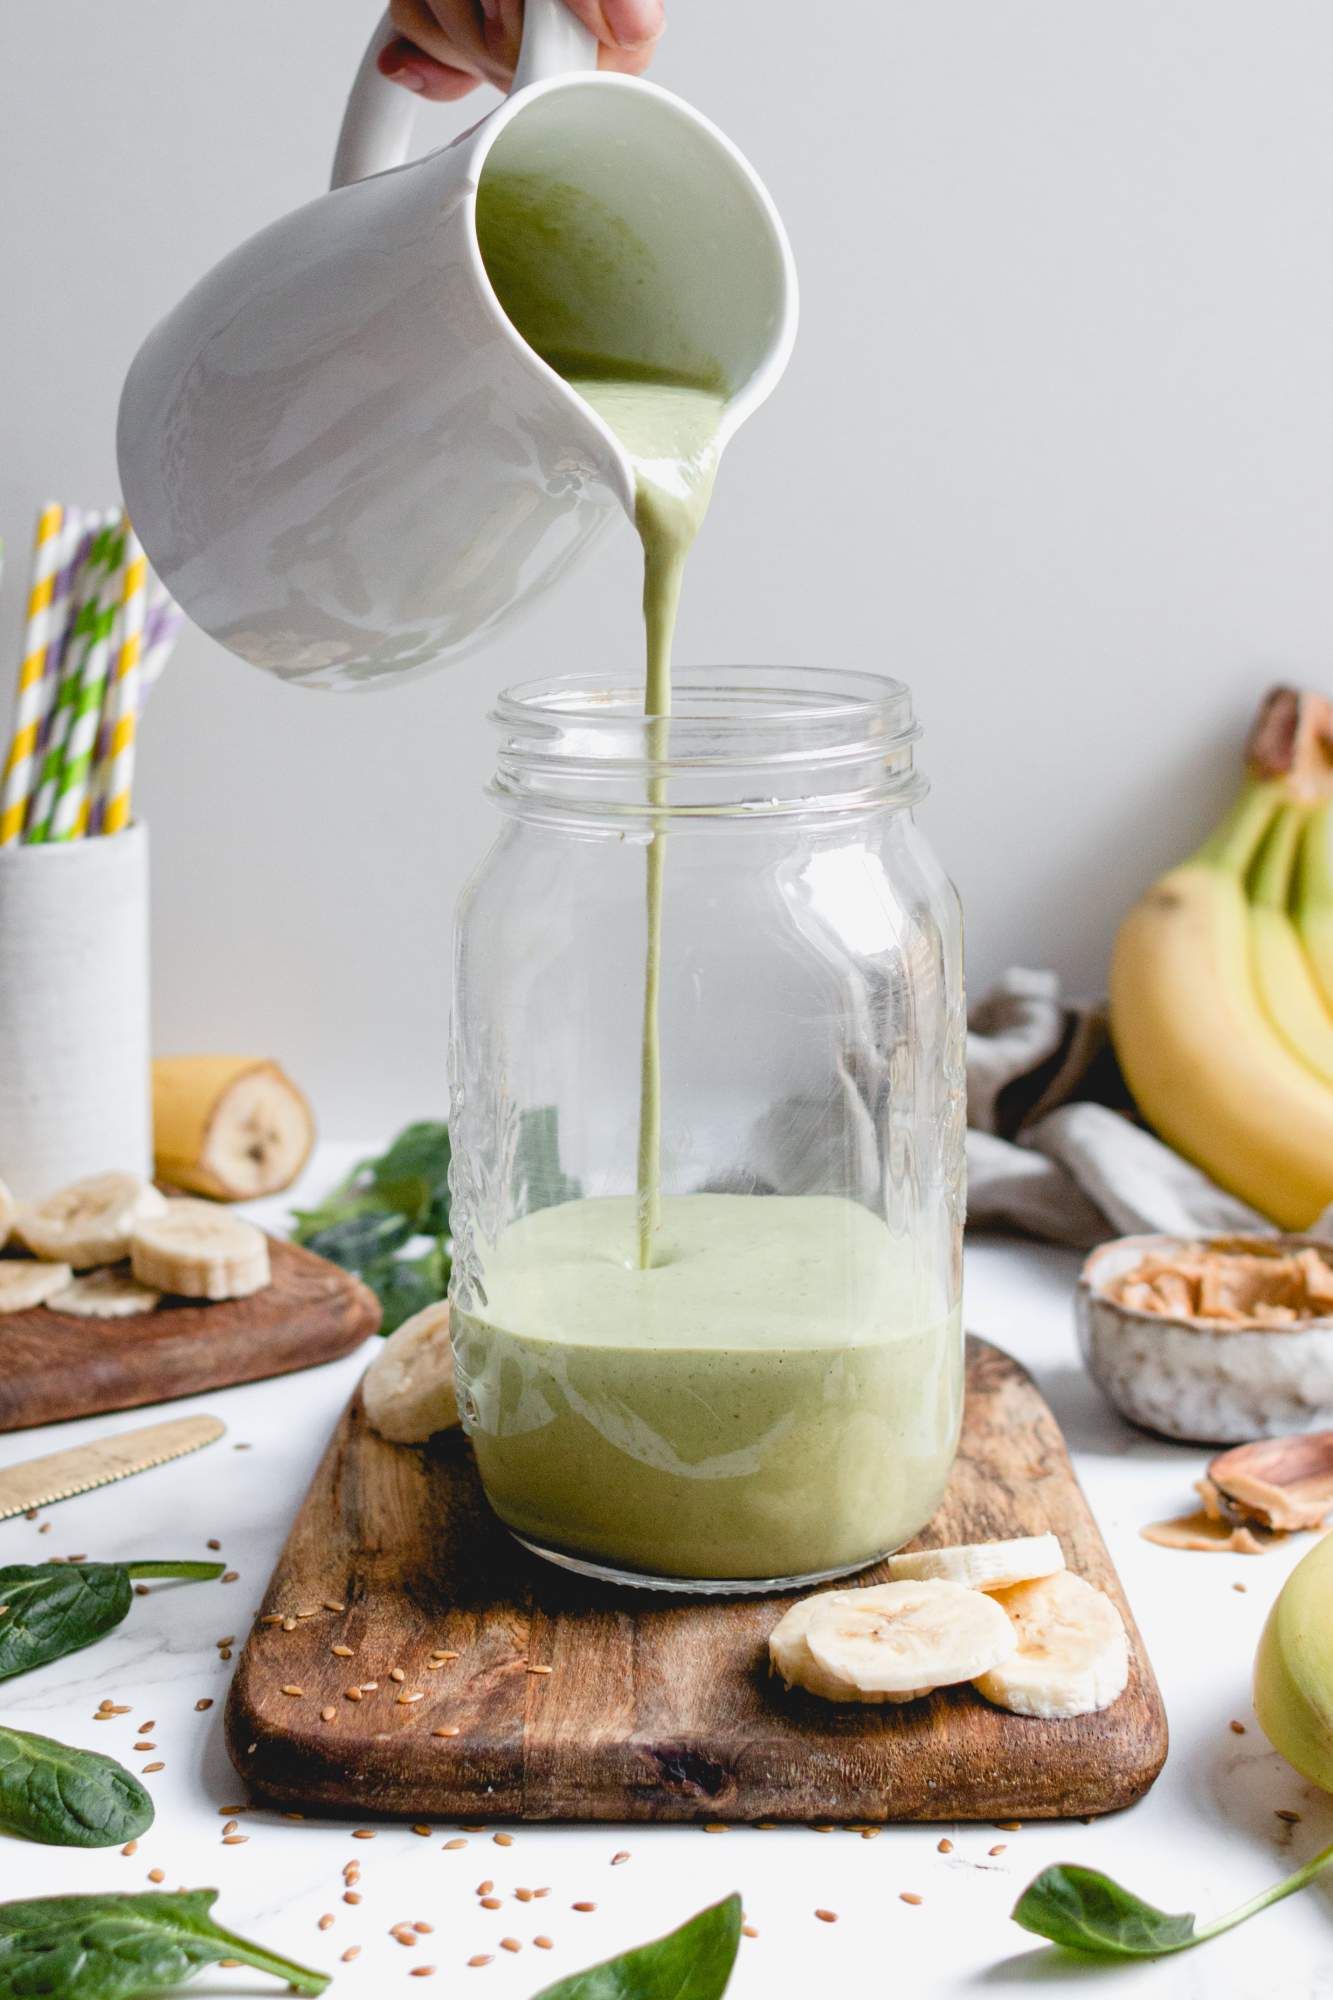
top-left (448, 666), bottom-right (965, 1593)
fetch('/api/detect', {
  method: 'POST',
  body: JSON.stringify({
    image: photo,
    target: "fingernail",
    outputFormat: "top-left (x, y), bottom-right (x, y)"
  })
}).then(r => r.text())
top-left (387, 65), bottom-right (426, 90)
top-left (603, 0), bottom-right (660, 47)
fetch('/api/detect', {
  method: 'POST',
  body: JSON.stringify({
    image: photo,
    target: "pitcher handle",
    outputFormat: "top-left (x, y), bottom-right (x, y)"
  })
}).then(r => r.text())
top-left (331, 1), bottom-right (598, 190)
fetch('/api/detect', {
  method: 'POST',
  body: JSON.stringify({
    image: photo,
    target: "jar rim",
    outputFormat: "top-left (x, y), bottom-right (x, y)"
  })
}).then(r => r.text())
top-left (493, 665), bottom-right (918, 741)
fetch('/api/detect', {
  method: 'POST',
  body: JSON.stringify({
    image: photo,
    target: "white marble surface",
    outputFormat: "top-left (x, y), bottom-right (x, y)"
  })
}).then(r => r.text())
top-left (2, 1146), bottom-right (1329, 1999)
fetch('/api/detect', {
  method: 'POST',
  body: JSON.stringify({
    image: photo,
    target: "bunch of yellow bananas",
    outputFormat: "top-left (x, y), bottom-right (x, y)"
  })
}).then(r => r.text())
top-left (1110, 688), bottom-right (1333, 1228)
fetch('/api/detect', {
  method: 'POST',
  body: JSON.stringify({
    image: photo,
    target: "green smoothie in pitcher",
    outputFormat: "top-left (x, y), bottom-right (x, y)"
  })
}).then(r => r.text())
top-left (466, 173), bottom-right (961, 1584)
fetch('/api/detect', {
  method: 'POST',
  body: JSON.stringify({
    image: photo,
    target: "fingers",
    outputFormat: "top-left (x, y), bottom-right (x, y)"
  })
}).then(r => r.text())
top-left (377, 34), bottom-right (484, 100)
top-left (381, 0), bottom-right (664, 94)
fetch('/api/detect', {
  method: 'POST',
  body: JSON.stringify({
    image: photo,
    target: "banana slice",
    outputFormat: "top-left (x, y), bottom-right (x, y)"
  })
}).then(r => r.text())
top-left (772, 1580), bottom-right (1016, 1704)
top-left (0, 1177), bottom-right (14, 1252)
top-left (973, 1570), bottom-right (1129, 1720)
top-left (888, 1533), bottom-right (1065, 1593)
top-left (18, 1172), bottom-right (168, 1269)
top-left (363, 1302), bottom-right (458, 1444)
top-left (50, 1267), bottom-right (162, 1318)
top-left (130, 1200), bottom-right (270, 1300)
top-left (0, 1261), bottom-right (74, 1314)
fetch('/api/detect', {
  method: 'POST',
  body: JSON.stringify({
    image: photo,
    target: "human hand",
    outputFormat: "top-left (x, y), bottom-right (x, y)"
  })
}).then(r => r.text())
top-left (379, 0), bottom-right (664, 101)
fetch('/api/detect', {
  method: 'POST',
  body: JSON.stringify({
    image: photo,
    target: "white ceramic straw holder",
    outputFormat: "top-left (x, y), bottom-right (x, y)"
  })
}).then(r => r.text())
top-left (0, 826), bottom-right (151, 1202)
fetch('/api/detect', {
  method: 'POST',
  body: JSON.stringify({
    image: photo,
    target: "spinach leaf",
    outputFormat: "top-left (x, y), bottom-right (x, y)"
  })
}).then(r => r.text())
top-left (0, 1560), bottom-right (221, 1682)
top-left (532, 1893), bottom-right (741, 2000)
top-left (0, 1888), bottom-right (328, 1996)
top-left (1013, 1845), bottom-right (1333, 1958)
top-left (367, 1120), bottom-right (452, 1233)
top-left (291, 1119), bottom-right (453, 1334)
top-left (0, 1725), bottom-right (152, 1847)
top-left (362, 1245), bottom-right (449, 1335)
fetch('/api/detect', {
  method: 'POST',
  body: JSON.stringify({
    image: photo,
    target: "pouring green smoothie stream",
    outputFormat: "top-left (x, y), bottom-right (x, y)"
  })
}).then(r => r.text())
top-left (462, 171), bottom-right (961, 1585)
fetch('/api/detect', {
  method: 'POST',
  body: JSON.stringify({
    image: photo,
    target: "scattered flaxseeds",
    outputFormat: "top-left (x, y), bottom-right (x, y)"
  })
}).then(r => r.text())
top-left (324, 1599), bottom-right (345, 1612)
top-left (989, 1845), bottom-right (1006, 1857)
top-left (610, 1852), bottom-right (630, 1866)
top-left (468, 1956), bottom-right (493, 1968)
top-left (493, 1833), bottom-right (514, 1847)
top-left (410, 1969), bottom-right (435, 1980)
top-left (134, 1742), bottom-right (155, 1753)
top-left (341, 1947), bottom-right (361, 1963)
top-left (133, 1582), bottom-right (148, 1594)
top-left (397, 1691), bottom-right (424, 1705)
top-left (222, 1571), bottom-right (239, 1584)
top-left (222, 1834), bottom-right (248, 1846)
top-left (527, 1665), bottom-right (553, 1676)
top-left (282, 1618), bottom-right (297, 1632)
top-left (147, 1869), bottom-right (165, 1884)
top-left (414, 1923), bottom-right (433, 1934)
top-left (207, 1539), bottom-right (221, 1551)
top-left (900, 1893), bottom-right (923, 1906)
top-left (433, 1726), bottom-right (461, 1739)
top-left (222, 1822), bottom-right (239, 1838)
top-left (390, 1668), bottom-right (407, 1684)
top-left (500, 1938), bottom-right (521, 1953)
top-left (814, 1910), bottom-right (837, 1924)
top-left (332, 1644), bottom-right (354, 1658)
top-left (260, 1615), bottom-right (283, 1627)
top-left (809, 1824), bottom-right (835, 1834)
top-left (142, 1762), bottom-right (165, 1774)
top-left (995, 1821), bottom-right (1022, 1832)
top-left (138, 1721), bottom-right (156, 1733)
top-left (1277, 1809), bottom-right (1302, 1824)
top-left (443, 1838), bottom-right (468, 1850)
top-left (412, 1825), bottom-right (432, 1837)
top-left (121, 1841), bottom-right (138, 1857)
top-left (318, 1915), bottom-right (334, 1932)
top-left (702, 1823), bottom-right (727, 1834)
top-left (195, 1698), bottom-right (213, 1712)
top-left (742, 1924), bottom-right (759, 1939)
top-left (533, 1888), bottom-right (551, 1899)
top-left (572, 1903), bottom-right (596, 1914)
top-left (1230, 1720), bottom-right (1247, 1735)
top-left (346, 1688), bottom-right (363, 1702)
top-left (477, 1881), bottom-right (494, 1896)
top-left (480, 1898), bottom-right (502, 1911)
top-left (344, 1892), bottom-right (363, 1906)
top-left (1234, 1582), bottom-right (1248, 1593)
top-left (859, 1828), bottom-right (881, 1841)
top-left (534, 1936), bottom-right (553, 1950)
top-left (281, 1685), bottom-right (304, 1698)
top-left (352, 1828), bottom-right (376, 1839)
top-left (515, 1889), bottom-right (533, 1903)
top-left (937, 1839), bottom-right (953, 1853)
top-left (321, 1707), bottom-right (337, 1723)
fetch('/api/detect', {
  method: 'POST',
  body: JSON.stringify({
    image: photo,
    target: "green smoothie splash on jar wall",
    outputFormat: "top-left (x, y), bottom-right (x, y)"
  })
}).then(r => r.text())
top-left (458, 170), bottom-right (961, 1587)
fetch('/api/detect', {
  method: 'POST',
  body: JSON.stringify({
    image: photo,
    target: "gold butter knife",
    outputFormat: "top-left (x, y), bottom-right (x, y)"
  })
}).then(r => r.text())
top-left (0, 1415), bottom-right (225, 1520)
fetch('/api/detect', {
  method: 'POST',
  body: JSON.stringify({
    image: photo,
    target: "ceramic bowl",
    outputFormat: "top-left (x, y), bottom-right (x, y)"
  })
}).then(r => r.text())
top-left (1076, 1233), bottom-right (1333, 1444)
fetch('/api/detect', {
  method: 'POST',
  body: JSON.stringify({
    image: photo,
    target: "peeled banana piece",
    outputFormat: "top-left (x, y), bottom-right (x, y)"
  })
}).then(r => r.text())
top-left (770, 1580), bottom-right (1016, 1704)
top-left (130, 1200), bottom-right (270, 1300)
top-left (17, 1172), bottom-right (167, 1269)
top-left (362, 1302), bottom-right (458, 1444)
top-left (888, 1533), bottom-right (1064, 1593)
top-left (152, 1056), bottom-right (315, 1200)
top-left (50, 1268), bottom-right (162, 1318)
top-left (0, 1261), bottom-right (73, 1314)
top-left (973, 1571), bottom-right (1129, 1719)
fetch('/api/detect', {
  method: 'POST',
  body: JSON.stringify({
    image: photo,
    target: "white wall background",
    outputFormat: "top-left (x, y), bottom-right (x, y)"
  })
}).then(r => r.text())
top-left (4, 2), bottom-right (1333, 1137)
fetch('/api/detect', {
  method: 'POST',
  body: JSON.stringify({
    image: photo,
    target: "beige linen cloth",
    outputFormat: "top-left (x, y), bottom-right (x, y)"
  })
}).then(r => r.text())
top-left (967, 968), bottom-right (1273, 1247)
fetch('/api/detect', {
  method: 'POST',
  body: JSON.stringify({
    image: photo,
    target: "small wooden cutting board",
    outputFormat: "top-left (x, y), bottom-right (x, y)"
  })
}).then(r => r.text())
top-left (0, 1238), bottom-right (380, 1431)
top-left (226, 1337), bottom-right (1167, 1822)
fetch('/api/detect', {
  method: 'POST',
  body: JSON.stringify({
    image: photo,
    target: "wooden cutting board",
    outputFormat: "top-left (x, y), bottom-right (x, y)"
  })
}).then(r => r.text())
top-left (225, 1337), bottom-right (1167, 1822)
top-left (0, 1238), bottom-right (380, 1430)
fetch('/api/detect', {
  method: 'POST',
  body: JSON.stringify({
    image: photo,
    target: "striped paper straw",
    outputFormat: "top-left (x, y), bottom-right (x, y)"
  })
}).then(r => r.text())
top-left (32, 516), bottom-right (125, 842)
top-left (25, 512), bottom-right (106, 837)
top-left (139, 576), bottom-right (184, 699)
top-left (94, 528), bottom-right (147, 836)
top-left (0, 503), bottom-right (63, 845)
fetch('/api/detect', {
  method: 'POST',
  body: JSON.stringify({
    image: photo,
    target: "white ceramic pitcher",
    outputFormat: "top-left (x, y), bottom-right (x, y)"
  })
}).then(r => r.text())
top-left (116, 1), bottom-right (796, 693)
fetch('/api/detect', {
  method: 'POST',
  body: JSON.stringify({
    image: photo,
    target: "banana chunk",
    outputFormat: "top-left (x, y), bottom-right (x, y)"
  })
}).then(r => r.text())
top-left (363, 1302), bottom-right (458, 1444)
top-left (973, 1570), bottom-right (1129, 1719)
top-left (130, 1200), bottom-right (270, 1300)
top-left (18, 1172), bottom-right (168, 1269)
top-left (0, 1178), bottom-right (14, 1252)
top-left (0, 1261), bottom-right (74, 1314)
top-left (50, 1267), bottom-right (162, 1318)
top-left (888, 1533), bottom-right (1065, 1594)
top-left (771, 1580), bottom-right (1016, 1704)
